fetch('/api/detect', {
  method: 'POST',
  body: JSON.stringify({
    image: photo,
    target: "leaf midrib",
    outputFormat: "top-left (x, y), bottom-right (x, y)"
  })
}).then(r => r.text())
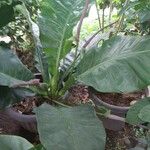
top-left (55, 1), bottom-right (79, 74)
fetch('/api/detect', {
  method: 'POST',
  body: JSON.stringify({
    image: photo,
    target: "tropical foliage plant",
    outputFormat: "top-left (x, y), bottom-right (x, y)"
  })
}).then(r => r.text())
top-left (0, 0), bottom-right (150, 149)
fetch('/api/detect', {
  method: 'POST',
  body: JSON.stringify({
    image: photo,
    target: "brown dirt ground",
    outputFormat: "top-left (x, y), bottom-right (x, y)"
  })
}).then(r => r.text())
top-left (95, 91), bottom-right (144, 106)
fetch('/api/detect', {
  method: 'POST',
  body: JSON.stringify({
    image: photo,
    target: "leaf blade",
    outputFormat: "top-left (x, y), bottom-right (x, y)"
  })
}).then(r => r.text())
top-left (0, 135), bottom-right (33, 150)
top-left (35, 103), bottom-right (106, 150)
top-left (138, 105), bottom-right (150, 123)
top-left (0, 46), bottom-right (33, 87)
top-left (77, 36), bottom-right (150, 93)
top-left (126, 97), bottom-right (150, 125)
top-left (38, 0), bottom-right (93, 81)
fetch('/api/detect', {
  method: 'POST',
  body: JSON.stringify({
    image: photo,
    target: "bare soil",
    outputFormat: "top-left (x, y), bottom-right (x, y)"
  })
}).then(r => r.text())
top-left (105, 124), bottom-right (140, 150)
top-left (95, 91), bottom-right (144, 106)
top-left (12, 97), bottom-right (39, 115)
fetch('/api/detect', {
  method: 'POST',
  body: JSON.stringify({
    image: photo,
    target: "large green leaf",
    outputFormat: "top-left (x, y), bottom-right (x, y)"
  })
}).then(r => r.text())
top-left (38, 0), bottom-right (93, 84)
top-left (138, 105), bottom-right (150, 123)
top-left (15, 4), bottom-right (50, 83)
top-left (126, 97), bottom-right (150, 125)
top-left (35, 103), bottom-right (106, 150)
top-left (0, 46), bottom-right (33, 87)
top-left (0, 135), bottom-right (33, 150)
top-left (77, 36), bottom-right (150, 93)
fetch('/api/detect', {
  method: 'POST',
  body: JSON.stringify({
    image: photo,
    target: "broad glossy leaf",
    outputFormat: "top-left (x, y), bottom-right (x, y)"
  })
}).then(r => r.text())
top-left (126, 98), bottom-right (150, 125)
top-left (35, 103), bottom-right (106, 150)
top-left (77, 36), bottom-right (150, 93)
top-left (138, 105), bottom-right (150, 123)
top-left (38, 0), bottom-right (93, 77)
top-left (0, 46), bottom-right (33, 87)
top-left (0, 135), bottom-right (33, 150)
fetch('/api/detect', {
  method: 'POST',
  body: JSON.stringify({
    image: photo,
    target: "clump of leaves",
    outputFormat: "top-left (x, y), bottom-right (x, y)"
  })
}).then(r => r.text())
top-left (0, 0), bottom-right (150, 149)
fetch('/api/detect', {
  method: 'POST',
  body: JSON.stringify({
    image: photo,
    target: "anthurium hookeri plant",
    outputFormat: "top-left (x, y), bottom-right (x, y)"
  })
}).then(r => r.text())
top-left (0, 0), bottom-right (150, 149)
top-left (34, 0), bottom-right (150, 149)
top-left (0, 0), bottom-right (107, 150)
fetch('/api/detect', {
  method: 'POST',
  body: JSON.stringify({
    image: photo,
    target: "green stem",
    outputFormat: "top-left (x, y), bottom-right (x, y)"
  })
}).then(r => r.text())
top-left (52, 99), bottom-right (71, 108)
top-left (44, 96), bottom-right (71, 108)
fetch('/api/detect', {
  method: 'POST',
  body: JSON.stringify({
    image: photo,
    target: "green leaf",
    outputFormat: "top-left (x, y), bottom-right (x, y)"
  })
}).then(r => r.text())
top-left (59, 74), bottom-right (76, 96)
top-left (77, 36), bottom-right (150, 93)
top-left (138, 9), bottom-right (150, 23)
top-left (126, 97), bottom-right (150, 125)
top-left (0, 86), bottom-right (15, 108)
top-left (0, 45), bottom-right (34, 108)
top-left (0, 46), bottom-right (33, 87)
top-left (35, 47), bottom-right (50, 83)
top-left (138, 105), bottom-right (150, 123)
top-left (35, 103), bottom-right (106, 150)
top-left (38, 0), bottom-right (94, 89)
top-left (0, 86), bottom-right (35, 108)
top-left (15, 4), bottom-right (50, 83)
top-left (96, 106), bottom-right (111, 117)
top-left (0, 135), bottom-right (33, 150)
top-left (0, 3), bottom-right (14, 28)
top-left (29, 144), bottom-right (46, 150)
top-left (12, 87), bottom-right (35, 99)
